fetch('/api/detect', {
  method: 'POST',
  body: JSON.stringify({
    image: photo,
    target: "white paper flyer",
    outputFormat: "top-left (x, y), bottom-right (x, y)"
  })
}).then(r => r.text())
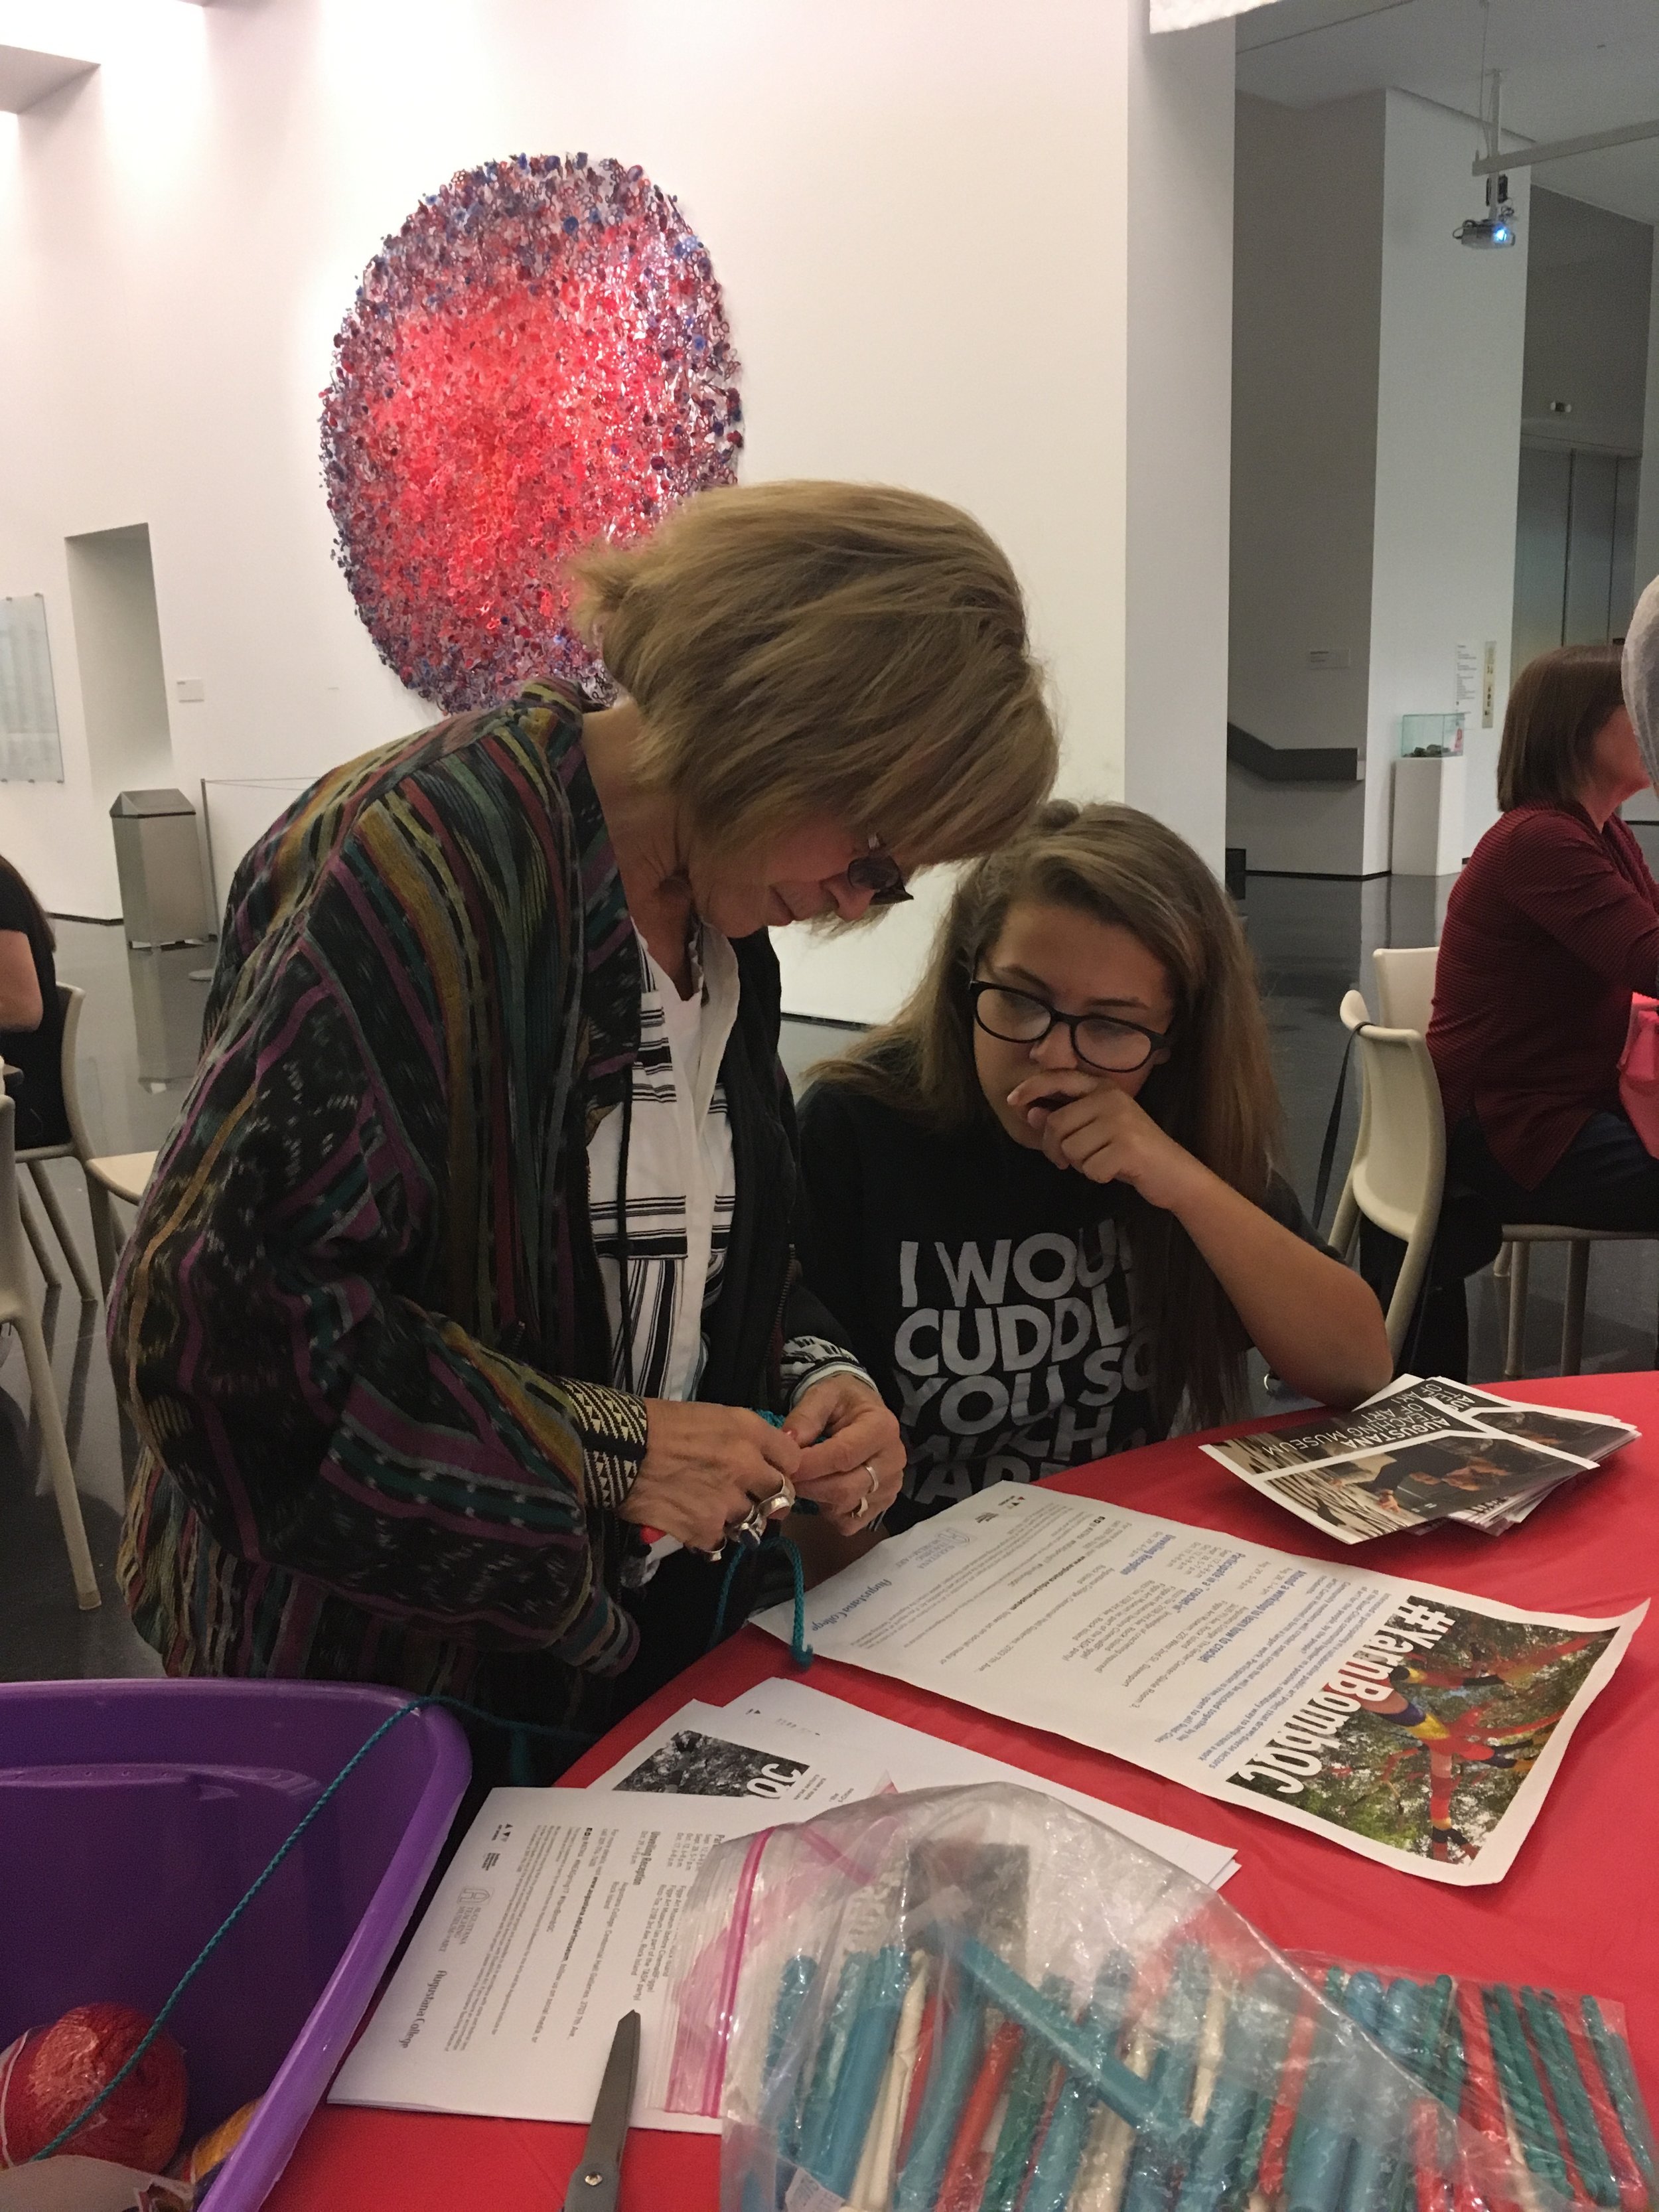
top-left (330, 1789), bottom-right (782, 2132)
top-left (752, 1483), bottom-right (1644, 1885)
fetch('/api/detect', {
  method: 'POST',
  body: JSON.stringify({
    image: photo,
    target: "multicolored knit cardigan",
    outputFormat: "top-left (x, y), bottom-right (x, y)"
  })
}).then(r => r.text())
top-left (112, 682), bottom-right (657, 1722)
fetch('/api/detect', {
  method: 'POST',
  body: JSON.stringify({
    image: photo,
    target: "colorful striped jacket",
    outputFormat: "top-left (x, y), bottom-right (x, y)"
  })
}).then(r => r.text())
top-left (111, 682), bottom-right (830, 1732)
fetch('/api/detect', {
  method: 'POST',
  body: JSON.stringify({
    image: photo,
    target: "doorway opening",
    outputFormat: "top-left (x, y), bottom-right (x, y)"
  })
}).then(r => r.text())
top-left (1512, 445), bottom-right (1641, 674)
top-left (63, 523), bottom-right (177, 804)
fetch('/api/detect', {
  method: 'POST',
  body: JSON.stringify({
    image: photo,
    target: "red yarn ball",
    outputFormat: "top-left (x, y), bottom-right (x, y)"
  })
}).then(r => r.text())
top-left (0, 2004), bottom-right (188, 2172)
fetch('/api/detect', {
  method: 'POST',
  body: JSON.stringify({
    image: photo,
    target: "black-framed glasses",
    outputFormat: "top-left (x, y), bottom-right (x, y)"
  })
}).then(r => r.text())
top-left (969, 980), bottom-right (1170, 1073)
top-left (845, 834), bottom-right (912, 906)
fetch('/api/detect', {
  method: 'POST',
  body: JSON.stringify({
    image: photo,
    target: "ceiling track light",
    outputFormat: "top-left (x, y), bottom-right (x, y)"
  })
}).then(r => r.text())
top-left (1457, 63), bottom-right (1518, 250)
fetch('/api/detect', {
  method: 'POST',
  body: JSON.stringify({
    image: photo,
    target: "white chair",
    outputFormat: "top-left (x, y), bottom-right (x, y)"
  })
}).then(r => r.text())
top-left (0, 1094), bottom-right (100, 1609)
top-left (19, 986), bottom-right (157, 1299)
top-left (1370, 943), bottom-right (1655, 1378)
top-left (78, 1154), bottom-right (156, 1299)
top-left (1329, 990), bottom-right (1445, 1363)
top-left (1372, 945), bottom-right (1437, 1035)
top-left (17, 984), bottom-right (99, 1301)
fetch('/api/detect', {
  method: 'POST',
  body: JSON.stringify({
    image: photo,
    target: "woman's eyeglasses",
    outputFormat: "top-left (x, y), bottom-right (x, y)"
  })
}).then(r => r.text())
top-left (845, 834), bottom-right (911, 906)
top-left (970, 981), bottom-right (1170, 1073)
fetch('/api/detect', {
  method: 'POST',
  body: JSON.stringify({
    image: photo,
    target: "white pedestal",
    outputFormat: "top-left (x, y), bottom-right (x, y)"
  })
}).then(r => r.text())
top-left (1390, 754), bottom-right (1466, 876)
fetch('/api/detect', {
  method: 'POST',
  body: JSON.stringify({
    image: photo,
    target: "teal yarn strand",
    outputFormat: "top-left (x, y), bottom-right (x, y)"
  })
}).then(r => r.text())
top-left (709, 1530), bottom-right (814, 1670)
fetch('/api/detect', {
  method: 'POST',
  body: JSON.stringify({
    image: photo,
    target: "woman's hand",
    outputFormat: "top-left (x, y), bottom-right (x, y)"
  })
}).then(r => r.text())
top-left (1011, 1072), bottom-right (1392, 1409)
top-left (620, 1402), bottom-right (802, 1554)
top-left (1006, 1070), bottom-right (1204, 1211)
top-left (784, 1372), bottom-right (904, 1534)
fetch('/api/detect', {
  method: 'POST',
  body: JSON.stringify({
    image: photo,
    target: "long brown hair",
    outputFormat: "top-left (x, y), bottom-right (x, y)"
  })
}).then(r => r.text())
top-left (813, 802), bottom-right (1285, 1431)
top-left (1497, 644), bottom-right (1624, 811)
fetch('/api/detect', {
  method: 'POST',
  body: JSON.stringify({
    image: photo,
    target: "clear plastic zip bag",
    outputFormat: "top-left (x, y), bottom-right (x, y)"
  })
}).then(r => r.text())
top-left (1289, 1953), bottom-right (1655, 2212)
top-left (664, 1783), bottom-right (1570, 2212)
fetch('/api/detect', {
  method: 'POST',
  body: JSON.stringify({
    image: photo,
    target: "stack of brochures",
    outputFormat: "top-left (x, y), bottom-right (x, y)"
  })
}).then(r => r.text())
top-left (1202, 1374), bottom-right (1638, 1545)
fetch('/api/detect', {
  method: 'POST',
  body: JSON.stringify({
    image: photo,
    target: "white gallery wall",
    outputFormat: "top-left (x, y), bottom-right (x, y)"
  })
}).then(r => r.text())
top-left (1227, 92), bottom-right (1384, 876)
top-left (1365, 90), bottom-right (1528, 871)
top-left (1227, 88), bottom-right (1528, 876)
top-left (0, 0), bottom-right (1236, 1023)
top-left (1119, 7), bottom-right (1236, 865)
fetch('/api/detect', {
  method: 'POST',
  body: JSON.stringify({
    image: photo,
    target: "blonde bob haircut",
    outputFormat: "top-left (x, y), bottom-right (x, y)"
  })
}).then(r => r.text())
top-left (573, 481), bottom-right (1058, 869)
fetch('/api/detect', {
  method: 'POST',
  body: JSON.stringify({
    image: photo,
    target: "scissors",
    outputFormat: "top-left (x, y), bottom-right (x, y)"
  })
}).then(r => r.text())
top-left (563, 2008), bottom-right (640, 2212)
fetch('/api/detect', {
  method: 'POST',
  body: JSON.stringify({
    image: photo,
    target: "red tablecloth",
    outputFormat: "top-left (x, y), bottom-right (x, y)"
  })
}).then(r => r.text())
top-left (268, 1372), bottom-right (1659, 2211)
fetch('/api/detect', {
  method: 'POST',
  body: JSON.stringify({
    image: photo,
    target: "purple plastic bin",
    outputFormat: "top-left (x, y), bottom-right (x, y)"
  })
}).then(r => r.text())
top-left (0, 1678), bottom-right (469, 2209)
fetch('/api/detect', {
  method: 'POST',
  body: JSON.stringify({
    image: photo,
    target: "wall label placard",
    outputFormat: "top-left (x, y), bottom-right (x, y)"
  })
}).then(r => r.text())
top-left (0, 595), bottom-right (65, 784)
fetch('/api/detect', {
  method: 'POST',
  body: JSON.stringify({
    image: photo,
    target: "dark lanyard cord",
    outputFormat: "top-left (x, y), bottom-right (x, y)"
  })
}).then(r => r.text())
top-left (1311, 1031), bottom-right (1356, 1237)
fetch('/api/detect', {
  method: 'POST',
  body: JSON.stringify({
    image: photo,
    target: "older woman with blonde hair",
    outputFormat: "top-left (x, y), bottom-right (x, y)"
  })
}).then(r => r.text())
top-left (112, 480), bottom-right (1056, 1766)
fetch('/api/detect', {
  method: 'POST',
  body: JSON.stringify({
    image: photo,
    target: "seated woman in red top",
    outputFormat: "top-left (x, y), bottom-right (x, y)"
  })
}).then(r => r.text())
top-left (1427, 642), bottom-right (1659, 1231)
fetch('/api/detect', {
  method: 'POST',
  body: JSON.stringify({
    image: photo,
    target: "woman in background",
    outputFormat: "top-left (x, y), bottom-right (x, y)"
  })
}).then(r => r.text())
top-left (798, 802), bottom-right (1390, 1534)
top-left (1427, 642), bottom-right (1659, 1234)
top-left (0, 856), bottom-right (68, 1150)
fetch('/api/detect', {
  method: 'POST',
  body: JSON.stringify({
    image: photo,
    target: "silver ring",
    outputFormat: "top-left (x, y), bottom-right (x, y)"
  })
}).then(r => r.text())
top-left (731, 1503), bottom-right (768, 1551)
top-left (757, 1479), bottom-right (796, 1519)
top-left (862, 1464), bottom-right (880, 1499)
top-left (849, 1495), bottom-right (870, 1524)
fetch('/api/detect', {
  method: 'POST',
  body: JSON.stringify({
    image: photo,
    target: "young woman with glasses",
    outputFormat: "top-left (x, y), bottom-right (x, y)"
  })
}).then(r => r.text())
top-left (798, 802), bottom-right (1390, 1534)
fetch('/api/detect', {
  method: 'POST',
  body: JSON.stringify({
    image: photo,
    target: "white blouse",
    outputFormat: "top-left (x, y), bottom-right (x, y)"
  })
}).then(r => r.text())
top-left (587, 926), bottom-right (740, 1404)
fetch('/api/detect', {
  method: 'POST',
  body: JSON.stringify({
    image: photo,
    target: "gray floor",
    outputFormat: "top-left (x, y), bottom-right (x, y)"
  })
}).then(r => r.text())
top-left (6, 881), bottom-right (1656, 1684)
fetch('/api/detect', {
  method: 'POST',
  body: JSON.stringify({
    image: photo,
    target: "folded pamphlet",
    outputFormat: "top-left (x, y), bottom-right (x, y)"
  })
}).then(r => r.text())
top-left (1203, 1374), bottom-right (1638, 1545)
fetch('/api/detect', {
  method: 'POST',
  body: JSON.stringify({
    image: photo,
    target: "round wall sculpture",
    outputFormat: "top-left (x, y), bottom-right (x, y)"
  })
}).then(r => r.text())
top-left (321, 153), bottom-right (743, 712)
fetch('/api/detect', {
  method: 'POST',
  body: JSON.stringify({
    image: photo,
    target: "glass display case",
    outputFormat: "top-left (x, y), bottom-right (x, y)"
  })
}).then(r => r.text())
top-left (1399, 712), bottom-right (1465, 757)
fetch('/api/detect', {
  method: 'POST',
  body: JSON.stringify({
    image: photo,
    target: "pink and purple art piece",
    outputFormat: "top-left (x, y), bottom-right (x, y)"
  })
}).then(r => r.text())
top-left (321, 153), bottom-right (743, 711)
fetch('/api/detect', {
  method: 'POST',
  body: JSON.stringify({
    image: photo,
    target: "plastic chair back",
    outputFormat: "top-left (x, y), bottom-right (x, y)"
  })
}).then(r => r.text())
top-left (56, 984), bottom-right (98, 1160)
top-left (1329, 991), bottom-right (1446, 1360)
top-left (15, 983), bottom-right (84, 1165)
top-left (0, 1095), bottom-right (28, 1321)
top-left (1372, 945), bottom-right (1437, 1035)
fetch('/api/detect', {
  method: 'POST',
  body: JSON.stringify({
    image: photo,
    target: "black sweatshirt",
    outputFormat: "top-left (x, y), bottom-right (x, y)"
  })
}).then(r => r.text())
top-left (796, 1080), bottom-right (1325, 1533)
